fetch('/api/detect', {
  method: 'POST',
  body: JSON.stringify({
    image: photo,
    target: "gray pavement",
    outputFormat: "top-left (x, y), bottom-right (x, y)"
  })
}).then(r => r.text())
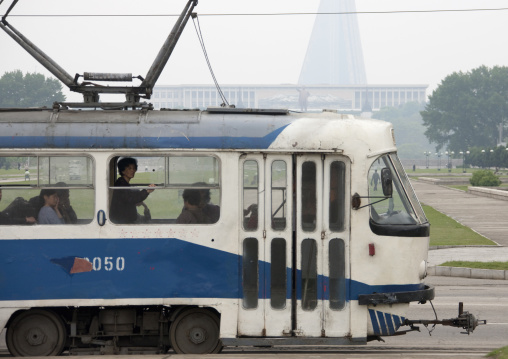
top-left (411, 180), bottom-right (508, 280)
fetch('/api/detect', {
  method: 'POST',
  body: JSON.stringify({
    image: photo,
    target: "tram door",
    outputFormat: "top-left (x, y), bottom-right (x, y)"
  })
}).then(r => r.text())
top-left (239, 154), bottom-right (293, 337)
top-left (238, 154), bottom-right (350, 338)
top-left (296, 154), bottom-right (350, 337)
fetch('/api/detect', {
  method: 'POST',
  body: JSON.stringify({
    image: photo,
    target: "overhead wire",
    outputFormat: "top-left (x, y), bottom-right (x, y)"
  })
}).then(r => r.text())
top-left (3, 7), bottom-right (508, 17)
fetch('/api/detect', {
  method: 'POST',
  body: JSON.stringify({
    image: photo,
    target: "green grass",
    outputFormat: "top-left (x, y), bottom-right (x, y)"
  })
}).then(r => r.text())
top-left (440, 261), bottom-right (508, 270)
top-left (448, 185), bottom-right (469, 191)
top-left (487, 346), bottom-right (508, 359)
top-left (422, 204), bottom-right (495, 246)
top-left (410, 168), bottom-right (475, 174)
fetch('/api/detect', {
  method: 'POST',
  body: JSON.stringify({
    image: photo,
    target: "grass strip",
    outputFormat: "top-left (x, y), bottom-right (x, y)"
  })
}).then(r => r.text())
top-left (487, 346), bottom-right (508, 359)
top-left (422, 204), bottom-right (495, 246)
top-left (439, 261), bottom-right (508, 270)
top-left (447, 185), bottom-right (468, 191)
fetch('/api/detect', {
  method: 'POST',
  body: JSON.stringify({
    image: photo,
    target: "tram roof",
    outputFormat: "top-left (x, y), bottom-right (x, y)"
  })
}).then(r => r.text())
top-left (0, 108), bottom-right (396, 157)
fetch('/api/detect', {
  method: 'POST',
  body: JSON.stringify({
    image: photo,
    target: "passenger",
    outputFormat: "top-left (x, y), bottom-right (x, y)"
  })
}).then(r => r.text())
top-left (176, 189), bottom-right (209, 224)
top-left (110, 157), bottom-right (155, 224)
top-left (194, 183), bottom-right (220, 223)
top-left (243, 204), bottom-right (258, 229)
top-left (55, 182), bottom-right (78, 224)
top-left (0, 186), bottom-right (36, 225)
top-left (38, 188), bottom-right (64, 224)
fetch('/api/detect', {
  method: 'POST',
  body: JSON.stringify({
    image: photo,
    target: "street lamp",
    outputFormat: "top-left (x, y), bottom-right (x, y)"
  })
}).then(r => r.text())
top-left (423, 151), bottom-right (431, 169)
top-left (435, 152), bottom-right (442, 171)
top-left (460, 150), bottom-right (469, 173)
top-left (481, 149), bottom-right (486, 168)
top-left (490, 149), bottom-right (494, 170)
top-left (448, 151), bottom-right (455, 172)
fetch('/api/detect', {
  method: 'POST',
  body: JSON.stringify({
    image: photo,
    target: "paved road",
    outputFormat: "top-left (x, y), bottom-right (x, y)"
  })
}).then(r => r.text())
top-left (411, 180), bottom-right (508, 246)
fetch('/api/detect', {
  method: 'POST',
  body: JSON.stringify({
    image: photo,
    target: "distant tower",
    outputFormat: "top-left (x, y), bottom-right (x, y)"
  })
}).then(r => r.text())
top-left (298, 0), bottom-right (367, 85)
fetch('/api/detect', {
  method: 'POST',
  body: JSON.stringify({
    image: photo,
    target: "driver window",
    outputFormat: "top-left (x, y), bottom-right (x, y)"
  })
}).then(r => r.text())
top-left (368, 155), bottom-right (417, 225)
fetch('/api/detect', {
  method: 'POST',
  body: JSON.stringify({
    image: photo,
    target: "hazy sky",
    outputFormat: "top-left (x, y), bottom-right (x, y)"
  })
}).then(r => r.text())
top-left (1, 0), bottom-right (507, 102)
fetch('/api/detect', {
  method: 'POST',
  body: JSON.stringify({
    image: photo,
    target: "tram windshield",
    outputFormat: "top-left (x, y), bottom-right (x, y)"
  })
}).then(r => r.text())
top-left (368, 154), bottom-right (427, 225)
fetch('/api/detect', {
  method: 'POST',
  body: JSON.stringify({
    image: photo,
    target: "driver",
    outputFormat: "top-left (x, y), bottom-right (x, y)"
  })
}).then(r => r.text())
top-left (110, 157), bottom-right (155, 224)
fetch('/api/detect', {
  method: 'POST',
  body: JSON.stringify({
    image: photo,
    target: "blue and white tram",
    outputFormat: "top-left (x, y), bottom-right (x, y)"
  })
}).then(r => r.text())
top-left (0, 107), bottom-right (460, 355)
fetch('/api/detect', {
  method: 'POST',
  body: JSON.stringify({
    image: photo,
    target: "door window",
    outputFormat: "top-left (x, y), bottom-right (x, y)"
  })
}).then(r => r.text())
top-left (329, 238), bottom-right (346, 310)
top-left (270, 238), bottom-right (286, 309)
top-left (329, 161), bottom-right (346, 232)
top-left (301, 238), bottom-right (318, 310)
top-left (242, 237), bottom-right (259, 309)
top-left (271, 160), bottom-right (287, 231)
top-left (243, 160), bottom-right (258, 231)
top-left (301, 161), bottom-right (317, 231)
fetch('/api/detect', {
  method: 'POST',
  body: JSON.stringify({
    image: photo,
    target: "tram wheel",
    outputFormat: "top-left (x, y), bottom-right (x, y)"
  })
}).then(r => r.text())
top-left (170, 308), bottom-right (223, 354)
top-left (6, 309), bottom-right (67, 357)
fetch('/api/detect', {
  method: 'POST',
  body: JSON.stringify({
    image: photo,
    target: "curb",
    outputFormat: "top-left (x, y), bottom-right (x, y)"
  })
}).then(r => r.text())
top-left (427, 266), bottom-right (508, 280)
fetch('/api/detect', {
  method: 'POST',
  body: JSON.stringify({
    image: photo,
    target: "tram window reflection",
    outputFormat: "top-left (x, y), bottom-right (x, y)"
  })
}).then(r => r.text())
top-left (0, 156), bottom-right (94, 225)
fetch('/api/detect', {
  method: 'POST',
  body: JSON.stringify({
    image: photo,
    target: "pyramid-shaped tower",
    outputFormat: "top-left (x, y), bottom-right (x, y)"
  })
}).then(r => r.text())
top-left (298, 0), bottom-right (367, 85)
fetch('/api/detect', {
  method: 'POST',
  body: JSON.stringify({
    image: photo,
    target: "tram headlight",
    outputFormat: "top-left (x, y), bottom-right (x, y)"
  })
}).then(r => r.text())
top-left (419, 260), bottom-right (428, 279)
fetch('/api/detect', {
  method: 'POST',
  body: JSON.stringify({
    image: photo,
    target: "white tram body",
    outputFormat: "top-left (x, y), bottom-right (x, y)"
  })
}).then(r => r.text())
top-left (0, 107), bottom-right (432, 354)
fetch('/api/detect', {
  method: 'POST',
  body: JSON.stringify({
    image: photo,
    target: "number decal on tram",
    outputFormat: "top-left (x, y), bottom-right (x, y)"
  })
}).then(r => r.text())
top-left (84, 257), bottom-right (126, 271)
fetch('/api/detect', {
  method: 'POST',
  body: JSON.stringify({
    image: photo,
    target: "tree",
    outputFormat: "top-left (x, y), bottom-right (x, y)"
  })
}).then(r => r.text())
top-left (421, 66), bottom-right (508, 152)
top-left (373, 102), bottom-right (433, 159)
top-left (0, 70), bottom-right (66, 108)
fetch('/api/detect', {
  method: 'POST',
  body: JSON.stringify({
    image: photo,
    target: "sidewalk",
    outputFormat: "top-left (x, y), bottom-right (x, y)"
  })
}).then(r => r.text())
top-left (411, 180), bottom-right (508, 280)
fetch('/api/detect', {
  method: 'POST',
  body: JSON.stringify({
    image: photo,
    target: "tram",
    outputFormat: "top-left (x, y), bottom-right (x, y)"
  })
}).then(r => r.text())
top-left (0, 0), bottom-right (482, 356)
top-left (0, 107), bottom-right (482, 355)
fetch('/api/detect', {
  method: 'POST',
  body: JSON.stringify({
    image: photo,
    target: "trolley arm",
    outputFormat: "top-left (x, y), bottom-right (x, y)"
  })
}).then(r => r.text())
top-left (0, 0), bottom-right (198, 105)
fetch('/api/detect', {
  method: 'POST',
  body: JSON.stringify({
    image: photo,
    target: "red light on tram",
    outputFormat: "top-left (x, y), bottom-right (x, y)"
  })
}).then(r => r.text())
top-left (369, 243), bottom-right (375, 256)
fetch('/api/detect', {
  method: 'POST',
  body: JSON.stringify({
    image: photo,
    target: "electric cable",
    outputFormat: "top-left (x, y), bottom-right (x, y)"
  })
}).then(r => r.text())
top-left (192, 14), bottom-right (229, 107)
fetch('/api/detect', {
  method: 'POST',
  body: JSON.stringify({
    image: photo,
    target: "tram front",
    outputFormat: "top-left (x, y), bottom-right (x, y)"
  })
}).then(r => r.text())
top-left (352, 152), bottom-right (483, 340)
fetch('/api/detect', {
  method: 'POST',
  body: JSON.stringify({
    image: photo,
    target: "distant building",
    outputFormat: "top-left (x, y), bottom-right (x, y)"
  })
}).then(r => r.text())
top-left (152, 0), bottom-right (428, 111)
top-left (151, 84), bottom-right (427, 111)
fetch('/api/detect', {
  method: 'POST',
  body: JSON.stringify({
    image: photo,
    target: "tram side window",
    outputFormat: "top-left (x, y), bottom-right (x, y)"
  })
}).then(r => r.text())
top-left (109, 155), bottom-right (220, 225)
top-left (329, 161), bottom-right (345, 232)
top-left (243, 160), bottom-right (258, 231)
top-left (0, 156), bottom-right (94, 225)
top-left (271, 160), bottom-right (287, 231)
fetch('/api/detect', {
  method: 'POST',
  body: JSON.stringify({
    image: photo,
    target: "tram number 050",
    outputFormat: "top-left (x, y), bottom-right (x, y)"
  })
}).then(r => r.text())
top-left (84, 257), bottom-right (125, 271)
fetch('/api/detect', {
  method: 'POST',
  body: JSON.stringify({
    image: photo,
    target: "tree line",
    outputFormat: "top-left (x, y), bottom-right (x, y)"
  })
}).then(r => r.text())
top-left (0, 70), bottom-right (65, 108)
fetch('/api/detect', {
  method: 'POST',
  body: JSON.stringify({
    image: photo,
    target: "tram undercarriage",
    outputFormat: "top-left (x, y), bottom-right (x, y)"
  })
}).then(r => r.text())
top-left (5, 301), bottom-right (484, 356)
top-left (6, 306), bottom-right (222, 356)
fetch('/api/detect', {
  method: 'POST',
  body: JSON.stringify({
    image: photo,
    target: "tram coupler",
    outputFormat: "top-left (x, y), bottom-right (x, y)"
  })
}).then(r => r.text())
top-left (404, 302), bottom-right (486, 335)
